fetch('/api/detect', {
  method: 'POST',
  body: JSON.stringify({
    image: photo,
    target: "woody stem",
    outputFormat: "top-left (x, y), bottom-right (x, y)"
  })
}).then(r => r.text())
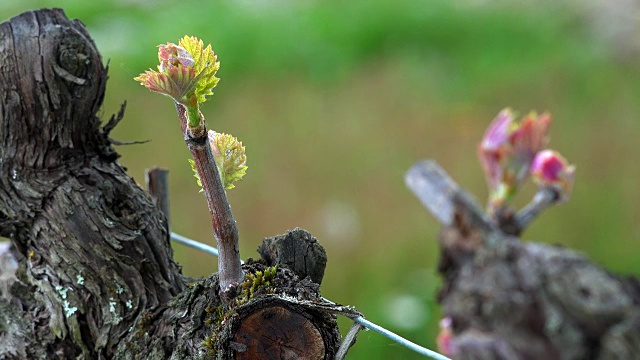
top-left (175, 102), bottom-right (244, 296)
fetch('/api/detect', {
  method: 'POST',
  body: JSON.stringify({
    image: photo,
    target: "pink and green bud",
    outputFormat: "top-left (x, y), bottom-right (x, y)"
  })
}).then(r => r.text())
top-left (134, 36), bottom-right (220, 108)
top-left (531, 150), bottom-right (575, 203)
top-left (478, 109), bottom-right (552, 209)
top-left (478, 109), bottom-right (513, 190)
top-left (208, 131), bottom-right (247, 190)
top-left (134, 66), bottom-right (198, 105)
top-left (158, 43), bottom-right (194, 72)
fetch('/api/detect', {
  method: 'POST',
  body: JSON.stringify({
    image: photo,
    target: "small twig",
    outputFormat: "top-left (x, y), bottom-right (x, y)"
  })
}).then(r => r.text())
top-left (110, 139), bottom-right (150, 146)
top-left (103, 101), bottom-right (127, 134)
top-left (405, 160), bottom-right (489, 229)
top-left (515, 187), bottom-right (559, 231)
top-left (335, 322), bottom-right (364, 360)
top-left (405, 160), bottom-right (460, 226)
top-left (174, 103), bottom-right (244, 293)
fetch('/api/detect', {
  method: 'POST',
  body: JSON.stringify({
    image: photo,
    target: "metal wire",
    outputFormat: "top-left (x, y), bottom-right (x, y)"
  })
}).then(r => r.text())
top-left (170, 232), bottom-right (450, 360)
top-left (318, 297), bottom-right (450, 360)
top-left (170, 232), bottom-right (219, 257)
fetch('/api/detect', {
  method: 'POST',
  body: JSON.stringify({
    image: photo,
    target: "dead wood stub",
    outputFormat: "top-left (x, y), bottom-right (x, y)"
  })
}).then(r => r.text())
top-left (212, 262), bottom-right (341, 359)
top-left (258, 227), bottom-right (328, 285)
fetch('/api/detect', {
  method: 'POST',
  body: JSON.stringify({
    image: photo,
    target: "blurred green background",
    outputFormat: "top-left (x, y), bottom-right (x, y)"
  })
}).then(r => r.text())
top-left (3, 0), bottom-right (639, 358)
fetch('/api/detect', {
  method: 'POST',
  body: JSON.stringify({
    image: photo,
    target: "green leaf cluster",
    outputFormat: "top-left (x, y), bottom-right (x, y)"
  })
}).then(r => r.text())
top-left (178, 36), bottom-right (220, 104)
top-left (134, 35), bottom-right (219, 107)
top-left (209, 131), bottom-right (248, 190)
top-left (237, 266), bottom-right (277, 306)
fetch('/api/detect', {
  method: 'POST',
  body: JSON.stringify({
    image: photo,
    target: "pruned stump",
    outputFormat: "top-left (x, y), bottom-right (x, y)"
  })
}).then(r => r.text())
top-left (406, 160), bottom-right (640, 360)
top-left (209, 228), bottom-right (340, 359)
top-left (113, 239), bottom-right (343, 359)
top-left (258, 227), bottom-right (328, 285)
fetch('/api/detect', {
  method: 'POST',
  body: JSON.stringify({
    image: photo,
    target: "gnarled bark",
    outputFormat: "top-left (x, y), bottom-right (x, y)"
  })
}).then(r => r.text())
top-left (0, 8), bottom-right (185, 358)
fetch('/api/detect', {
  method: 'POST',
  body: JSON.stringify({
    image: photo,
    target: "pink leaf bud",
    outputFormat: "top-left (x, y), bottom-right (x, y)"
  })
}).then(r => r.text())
top-left (531, 149), bottom-right (575, 203)
top-left (158, 43), bottom-right (194, 72)
top-left (436, 317), bottom-right (456, 357)
top-left (478, 109), bottom-right (552, 209)
top-left (478, 108), bottom-right (514, 190)
top-left (134, 36), bottom-right (219, 107)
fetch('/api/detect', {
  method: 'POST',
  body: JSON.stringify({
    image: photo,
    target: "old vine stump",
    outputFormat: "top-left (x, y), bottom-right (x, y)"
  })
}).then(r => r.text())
top-left (407, 160), bottom-right (640, 360)
top-left (0, 8), bottom-right (341, 359)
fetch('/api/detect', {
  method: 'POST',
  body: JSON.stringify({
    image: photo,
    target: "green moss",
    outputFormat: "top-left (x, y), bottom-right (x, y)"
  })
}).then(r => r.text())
top-left (201, 303), bottom-right (226, 356)
top-left (201, 266), bottom-right (277, 357)
top-left (237, 266), bottom-right (277, 306)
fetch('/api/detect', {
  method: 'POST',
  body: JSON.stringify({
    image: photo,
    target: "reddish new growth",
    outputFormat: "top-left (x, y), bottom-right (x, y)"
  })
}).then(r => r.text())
top-left (531, 149), bottom-right (575, 203)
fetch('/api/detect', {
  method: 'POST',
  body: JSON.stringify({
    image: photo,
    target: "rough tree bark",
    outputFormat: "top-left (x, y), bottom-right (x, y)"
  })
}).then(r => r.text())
top-left (0, 9), bottom-right (344, 359)
top-left (407, 160), bottom-right (640, 360)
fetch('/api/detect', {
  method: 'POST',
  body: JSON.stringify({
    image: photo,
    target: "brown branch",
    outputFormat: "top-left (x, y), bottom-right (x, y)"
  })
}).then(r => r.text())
top-left (174, 103), bottom-right (243, 293)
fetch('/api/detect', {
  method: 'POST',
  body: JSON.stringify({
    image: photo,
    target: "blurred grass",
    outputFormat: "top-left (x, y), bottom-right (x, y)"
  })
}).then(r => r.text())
top-left (2, 0), bottom-right (640, 358)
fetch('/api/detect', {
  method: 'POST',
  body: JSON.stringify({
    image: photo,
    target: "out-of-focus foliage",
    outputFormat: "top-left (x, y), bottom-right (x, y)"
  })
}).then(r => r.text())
top-left (2, 0), bottom-right (639, 358)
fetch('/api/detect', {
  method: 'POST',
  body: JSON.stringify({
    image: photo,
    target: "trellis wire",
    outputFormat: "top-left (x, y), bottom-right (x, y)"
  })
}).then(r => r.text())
top-left (170, 231), bottom-right (450, 360)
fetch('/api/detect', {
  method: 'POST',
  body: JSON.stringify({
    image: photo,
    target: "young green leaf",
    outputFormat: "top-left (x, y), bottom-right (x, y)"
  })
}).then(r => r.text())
top-left (188, 159), bottom-right (204, 193)
top-left (208, 131), bottom-right (248, 190)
